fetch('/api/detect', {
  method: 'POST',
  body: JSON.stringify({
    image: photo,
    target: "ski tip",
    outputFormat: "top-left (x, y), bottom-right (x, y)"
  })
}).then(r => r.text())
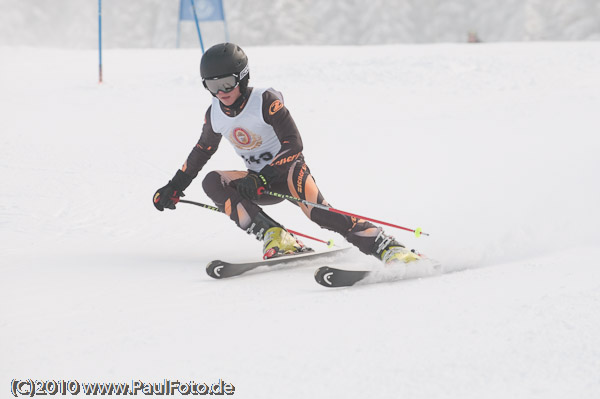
top-left (206, 260), bottom-right (226, 279)
top-left (315, 266), bottom-right (370, 288)
top-left (314, 266), bottom-right (335, 287)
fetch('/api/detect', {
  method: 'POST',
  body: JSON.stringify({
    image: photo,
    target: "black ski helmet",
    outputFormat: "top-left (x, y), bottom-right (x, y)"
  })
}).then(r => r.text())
top-left (200, 43), bottom-right (249, 95)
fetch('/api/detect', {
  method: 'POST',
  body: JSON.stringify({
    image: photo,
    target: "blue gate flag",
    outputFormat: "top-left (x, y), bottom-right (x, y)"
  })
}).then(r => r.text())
top-left (179, 0), bottom-right (225, 22)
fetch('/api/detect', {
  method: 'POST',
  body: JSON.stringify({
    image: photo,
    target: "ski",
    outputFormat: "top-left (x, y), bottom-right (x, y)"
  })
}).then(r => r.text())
top-left (314, 267), bottom-right (369, 287)
top-left (206, 247), bottom-right (352, 279)
top-left (314, 259), bottom-right (443, 287)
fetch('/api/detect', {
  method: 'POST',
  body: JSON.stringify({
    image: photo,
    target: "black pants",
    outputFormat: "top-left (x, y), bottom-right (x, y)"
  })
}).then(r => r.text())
top-left (202, 159), bottom-right (382, 254)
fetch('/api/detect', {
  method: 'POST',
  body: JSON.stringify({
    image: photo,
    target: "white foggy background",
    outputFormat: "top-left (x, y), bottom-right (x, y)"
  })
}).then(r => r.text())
top-left (1, 0), bottom-right (600, 48)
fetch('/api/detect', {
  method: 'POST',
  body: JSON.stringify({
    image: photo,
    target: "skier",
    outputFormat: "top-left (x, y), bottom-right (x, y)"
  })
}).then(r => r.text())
top-left (153, 42), bottom-right (420, 264)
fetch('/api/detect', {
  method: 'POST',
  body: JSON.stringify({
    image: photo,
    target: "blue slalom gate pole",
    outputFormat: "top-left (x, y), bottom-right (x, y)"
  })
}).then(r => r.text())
top-left (176, 0), bottom-right (182, 48)
top-left (222, 13), bottom-right (230, 42)
top-left (219, 0), bottom-right (230, 42)
top-left (98, 0), bottom-right (103, 83)
top-left (190, 0), bottom-right (205, 53)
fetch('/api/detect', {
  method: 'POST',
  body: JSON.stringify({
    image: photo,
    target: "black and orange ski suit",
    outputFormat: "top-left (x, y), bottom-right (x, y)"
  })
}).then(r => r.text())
top-left (180, 87), bottom-right (383, 254)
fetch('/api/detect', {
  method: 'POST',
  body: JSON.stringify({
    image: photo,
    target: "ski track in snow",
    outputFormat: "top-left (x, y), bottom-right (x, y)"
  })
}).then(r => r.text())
top-left (1, 43), bottom-right (600, 398)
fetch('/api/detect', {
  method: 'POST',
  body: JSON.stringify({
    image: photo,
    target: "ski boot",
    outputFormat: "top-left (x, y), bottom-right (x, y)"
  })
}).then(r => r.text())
top-left (246, 211), bottom-right (309, 259)
top-left (262, 227), bottom-right (308, 260)
top-left (372, 231), bottom-right (421, 265)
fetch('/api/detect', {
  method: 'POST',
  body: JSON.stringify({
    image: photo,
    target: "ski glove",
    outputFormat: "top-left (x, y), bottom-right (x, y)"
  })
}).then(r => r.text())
top-left (236, 172), bottom-right (269, 200)
top-left (153, 170), bottom-right (194, 211)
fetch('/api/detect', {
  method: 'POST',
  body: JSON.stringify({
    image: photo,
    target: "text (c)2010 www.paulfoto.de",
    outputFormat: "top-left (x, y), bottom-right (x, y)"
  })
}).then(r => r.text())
top-left (10, 379), bottom-right (236, 396)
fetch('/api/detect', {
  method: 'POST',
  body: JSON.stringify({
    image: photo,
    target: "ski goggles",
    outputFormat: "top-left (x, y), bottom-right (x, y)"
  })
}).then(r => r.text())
top-left (203, 65), bottom-right (249, 95)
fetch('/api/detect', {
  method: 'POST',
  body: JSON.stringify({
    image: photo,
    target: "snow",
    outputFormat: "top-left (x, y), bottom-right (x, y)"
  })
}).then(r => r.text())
top-left (2, 42), bottom-right (600, 398)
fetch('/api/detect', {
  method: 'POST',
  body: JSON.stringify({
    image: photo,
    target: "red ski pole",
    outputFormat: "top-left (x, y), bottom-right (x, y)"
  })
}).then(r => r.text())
top-left (286, 229), bottom-right (334, 248)
top-left (257, 188), bottom-right (429, 237)
top-left (178, 199), bottom-right (336, 247)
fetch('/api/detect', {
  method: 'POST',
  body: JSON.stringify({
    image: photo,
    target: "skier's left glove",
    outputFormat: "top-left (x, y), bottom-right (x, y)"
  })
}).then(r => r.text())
top-left (153, 170), bottom-right (193, 211)
top-left (236, 172), bottom-right (269, 200)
